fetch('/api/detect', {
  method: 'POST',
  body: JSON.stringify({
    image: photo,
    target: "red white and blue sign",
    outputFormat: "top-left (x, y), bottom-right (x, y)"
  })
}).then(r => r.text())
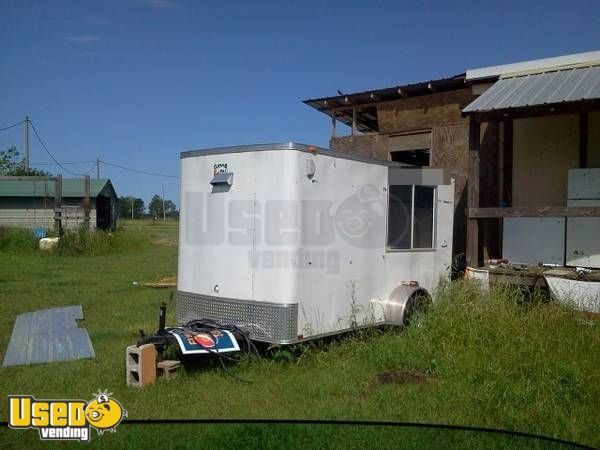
top-left (165, 327), bottom-right (240, 355)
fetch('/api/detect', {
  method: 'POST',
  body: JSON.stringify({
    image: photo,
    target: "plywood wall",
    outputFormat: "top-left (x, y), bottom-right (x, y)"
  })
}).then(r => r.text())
top-left (330, 134), bottom-right (390, 159)
top-left (329, 89), bottom-right (489, 258)
top-left (512, 114), bottom-right (579, 207)
top-left (376, 89), bottom-right (473, 133)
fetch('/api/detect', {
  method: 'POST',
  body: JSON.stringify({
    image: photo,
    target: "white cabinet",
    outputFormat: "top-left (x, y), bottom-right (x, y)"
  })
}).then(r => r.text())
top-left (503, 217), bottom-right (565, 265)
top-left (566, 169), bottom-right (600, 269)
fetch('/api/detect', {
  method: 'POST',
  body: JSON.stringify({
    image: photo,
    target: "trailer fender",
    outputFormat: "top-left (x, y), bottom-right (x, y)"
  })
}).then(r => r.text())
top-left (384, 285), bottom-right (431, 326)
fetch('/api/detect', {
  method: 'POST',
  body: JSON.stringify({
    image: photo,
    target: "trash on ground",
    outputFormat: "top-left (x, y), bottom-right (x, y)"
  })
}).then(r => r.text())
top-left (143, 276), bottom-right (176, 288)
top-left (39, 237), bottom-right (59, 251)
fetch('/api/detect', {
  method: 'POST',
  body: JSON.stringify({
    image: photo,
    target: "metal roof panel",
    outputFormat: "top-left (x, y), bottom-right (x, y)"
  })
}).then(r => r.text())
top-left (0, 178), bottom-right (113, 198)
top-left (463, 65), bottom-right (600, 113)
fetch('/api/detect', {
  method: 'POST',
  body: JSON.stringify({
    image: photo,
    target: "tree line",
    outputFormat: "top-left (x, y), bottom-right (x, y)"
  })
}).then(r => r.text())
top-left (117, 195), bottom-right (178, 219)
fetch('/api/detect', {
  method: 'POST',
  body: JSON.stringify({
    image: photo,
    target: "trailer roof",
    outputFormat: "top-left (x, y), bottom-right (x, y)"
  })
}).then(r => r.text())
top-left (181, 142), bottom-right (405, 167)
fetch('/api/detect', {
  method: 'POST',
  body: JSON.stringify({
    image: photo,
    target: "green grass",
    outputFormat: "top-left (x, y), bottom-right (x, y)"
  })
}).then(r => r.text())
top-left (119, 217), bottom-right (178, 227)
top-left (56, 228), bottom-right (148, 256)
top-left (0, 228), bottom-right (39, 253)
top-left (0, 227), bottom-right (598, 449)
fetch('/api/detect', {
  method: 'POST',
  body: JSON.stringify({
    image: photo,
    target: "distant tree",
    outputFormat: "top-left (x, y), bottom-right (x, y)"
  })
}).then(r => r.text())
top-left (0, 146), bottom-right (52, 176)
top-left (164, 199), bottom-right (178, 218)
top-left (117, 196), bottom-right (145, 219)
top-left (148, 194), bottom-right (178, 219)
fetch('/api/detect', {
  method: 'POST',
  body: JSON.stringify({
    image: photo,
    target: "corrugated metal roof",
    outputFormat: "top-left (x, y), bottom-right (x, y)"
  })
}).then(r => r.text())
top-left (3, 306), bottom-right (95, 367)
top-left (463, 65), bottom-right (600, 113)
top-left (0, 178), bottom-right (114, 198)
top-left (466, 50), bottom-right (600, 81)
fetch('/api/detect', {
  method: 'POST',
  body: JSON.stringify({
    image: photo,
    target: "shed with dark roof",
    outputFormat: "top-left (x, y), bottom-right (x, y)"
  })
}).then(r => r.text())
top-left (0, 178), bottom-right (117, 231)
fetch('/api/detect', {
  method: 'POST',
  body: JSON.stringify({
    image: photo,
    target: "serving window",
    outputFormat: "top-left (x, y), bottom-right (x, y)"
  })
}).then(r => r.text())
top-left (387, 185), bottom-right (436, 250)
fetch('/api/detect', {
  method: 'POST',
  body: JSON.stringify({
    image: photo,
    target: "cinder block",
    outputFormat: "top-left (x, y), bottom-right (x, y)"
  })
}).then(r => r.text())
top-left (126, 344), bottom-right (157, 388)
top-left (157, 359), bottom-right (181, 381)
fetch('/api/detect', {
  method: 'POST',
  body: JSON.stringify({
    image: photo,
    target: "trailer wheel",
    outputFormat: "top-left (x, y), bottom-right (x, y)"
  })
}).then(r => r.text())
top-left (403, 290), bottom-right (431, 326)
top-left (385, 285), bottom-right (431, 326)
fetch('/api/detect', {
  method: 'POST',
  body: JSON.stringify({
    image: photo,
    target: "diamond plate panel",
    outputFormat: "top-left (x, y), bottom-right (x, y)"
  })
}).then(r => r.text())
top-left (176, 291), bottom-right (298, 343)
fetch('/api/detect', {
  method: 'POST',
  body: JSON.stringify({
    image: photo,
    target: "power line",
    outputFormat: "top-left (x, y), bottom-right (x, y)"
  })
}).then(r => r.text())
top-left (31, 161), bottom-right (96, 166)
top-left (5, 118), bottom-right (179, 180)
top-left (83, 163), bottom-right (97, 176)
top-left (0, 119), bottom-right (26, 132)
top-left (99, 160), bottom-right (179, 179)
top-left (28, 119), bottom-right (86, 177)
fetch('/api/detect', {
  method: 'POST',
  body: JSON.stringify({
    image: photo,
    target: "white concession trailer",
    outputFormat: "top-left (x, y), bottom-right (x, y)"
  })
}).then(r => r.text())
top-left (177, 143), bottom-right (454, 344)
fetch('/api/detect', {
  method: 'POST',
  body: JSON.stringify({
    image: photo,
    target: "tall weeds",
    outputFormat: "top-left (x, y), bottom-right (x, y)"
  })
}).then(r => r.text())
top-left (56, 228), bottom-right (147, 256)
top-left (0, 226), bottom-right (147, 256)
top-left (0, 227), bottom-right (39, 253)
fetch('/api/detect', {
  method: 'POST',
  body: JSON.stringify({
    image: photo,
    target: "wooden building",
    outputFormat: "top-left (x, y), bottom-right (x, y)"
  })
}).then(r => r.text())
top-left (462, 51), bottom-right (600, 269)
top-left (304, 50), bottom-right (600, 270)
top-left (304, 74), bottom-right (497, 263)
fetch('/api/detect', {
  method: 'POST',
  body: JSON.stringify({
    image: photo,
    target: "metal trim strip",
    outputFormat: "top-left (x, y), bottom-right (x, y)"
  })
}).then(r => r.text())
top-left (180, 142), bottom-right (398, 167)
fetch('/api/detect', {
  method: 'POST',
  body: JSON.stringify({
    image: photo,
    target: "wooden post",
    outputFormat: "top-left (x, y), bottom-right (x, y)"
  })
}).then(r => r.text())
top-left (331, 111), bottom-right (336, 139)
top-left (83, 175), bottom-right (90, 229)
top-left (467, 119), bottom-right (481, 268)
top-left (579, 112), bottom-right (588, 168)
top-left (502, 119), bottom-right (513, 206)
top-left (24, 116), bottom-right (30, 171)
top-left (55, 175), bottom-right (62, 235)
top-left (352, 106), bottom-right (357, 136)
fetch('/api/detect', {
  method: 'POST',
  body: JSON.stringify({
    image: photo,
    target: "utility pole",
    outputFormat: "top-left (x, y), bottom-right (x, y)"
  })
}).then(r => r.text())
top-left (24, 115), bottom-right (29, 171)
top-left (83, 175), bottom-right (90, 229)
top-left (131, 198), bottom-right (134, 220)
top-left (96, 158), bottom-right (100, 179)
top-left (161, 184), bottom-right (166, 222)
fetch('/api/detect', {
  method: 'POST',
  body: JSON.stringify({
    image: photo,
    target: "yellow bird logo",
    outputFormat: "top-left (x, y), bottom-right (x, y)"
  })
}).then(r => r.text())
top-left (84, 390), bottom-right (127, 434)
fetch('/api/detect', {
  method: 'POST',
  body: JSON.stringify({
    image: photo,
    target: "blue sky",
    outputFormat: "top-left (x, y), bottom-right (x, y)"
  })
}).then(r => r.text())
top-left (1, 0), bottom-right (598, 207)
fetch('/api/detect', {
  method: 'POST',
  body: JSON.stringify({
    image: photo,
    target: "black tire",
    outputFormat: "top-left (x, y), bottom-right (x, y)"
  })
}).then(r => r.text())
top-left (403, 290), bottom-right (431, 326)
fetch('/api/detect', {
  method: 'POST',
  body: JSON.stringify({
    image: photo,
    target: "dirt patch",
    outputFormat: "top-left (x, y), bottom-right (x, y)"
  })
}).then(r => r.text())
top-left (376, 369), bottom-right (432, 385)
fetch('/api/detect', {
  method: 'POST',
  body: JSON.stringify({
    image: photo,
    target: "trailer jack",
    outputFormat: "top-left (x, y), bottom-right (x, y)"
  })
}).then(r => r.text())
top-left (135, 300), bottom-right (260, 383)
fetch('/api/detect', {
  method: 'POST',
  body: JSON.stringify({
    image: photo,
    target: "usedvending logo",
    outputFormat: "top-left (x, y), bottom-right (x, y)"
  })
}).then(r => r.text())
top-left (8, 390), bottom-right (127, 442)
